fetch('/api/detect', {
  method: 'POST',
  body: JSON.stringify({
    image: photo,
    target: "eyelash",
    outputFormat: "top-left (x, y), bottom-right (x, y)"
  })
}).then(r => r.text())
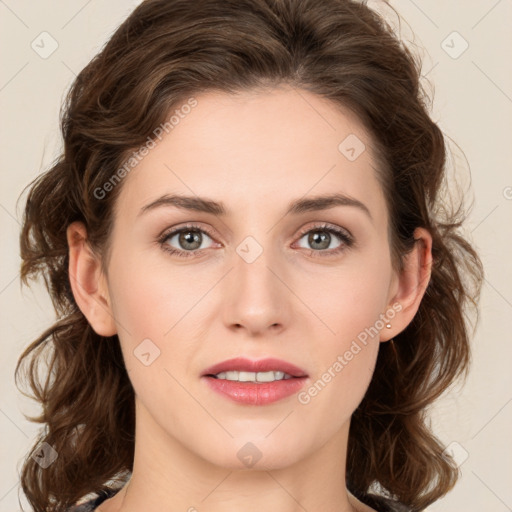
top-left (158, 222), bottom-right (354, 259)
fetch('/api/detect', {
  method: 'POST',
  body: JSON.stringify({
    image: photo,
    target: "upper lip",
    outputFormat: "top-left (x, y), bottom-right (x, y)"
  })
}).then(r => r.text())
top-left (201, 357), bottom-right (308, 378)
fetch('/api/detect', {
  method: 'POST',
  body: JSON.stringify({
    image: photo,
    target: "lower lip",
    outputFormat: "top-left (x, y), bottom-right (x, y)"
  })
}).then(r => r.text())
top-left (202, 376), bottom-right (308, 405)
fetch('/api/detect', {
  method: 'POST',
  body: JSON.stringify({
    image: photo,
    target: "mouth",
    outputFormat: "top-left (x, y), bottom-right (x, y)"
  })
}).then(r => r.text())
top-left (201, 356), bottom-right (308, 380)
top-left (201, 357), bottom-right (309, 405)
top-left (207, 370), bottom-right (296, 382)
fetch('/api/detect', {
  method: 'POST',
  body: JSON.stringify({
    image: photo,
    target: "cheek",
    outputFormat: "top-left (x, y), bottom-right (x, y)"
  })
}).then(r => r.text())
top-left (301, 254), bottom-right (393, 346)
top-left (296, 287), bottom-right (384, 443)
top-left (291, 308), bottom-right (381, 459)
top-left (106, 264), bottom-right (197, 417)
top-left (108, 255), bottom-right (201, 340)
top-left (295, 252), bottom-right (392, 409)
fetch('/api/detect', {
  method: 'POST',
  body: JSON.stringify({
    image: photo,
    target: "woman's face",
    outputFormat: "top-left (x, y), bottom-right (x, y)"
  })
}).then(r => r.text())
top-left (100, 86), bottom-right (400, 470)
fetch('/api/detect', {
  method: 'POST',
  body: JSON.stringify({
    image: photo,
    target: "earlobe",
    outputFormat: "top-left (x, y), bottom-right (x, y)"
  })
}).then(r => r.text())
top-left (380, 227), bottom-right (433, 342)
top-left (66, 221), bottom-right (117, 337)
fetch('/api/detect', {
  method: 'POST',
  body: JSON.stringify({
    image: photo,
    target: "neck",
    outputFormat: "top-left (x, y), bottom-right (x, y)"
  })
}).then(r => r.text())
top-left (104, 397), bottom-right (362, 512)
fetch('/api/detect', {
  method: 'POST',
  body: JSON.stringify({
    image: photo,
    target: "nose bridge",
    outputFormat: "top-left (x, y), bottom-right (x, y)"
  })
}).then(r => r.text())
top-left (224, 231), bottom-right (288, 332)
top-left (234, 232), bottom-right (280, 299)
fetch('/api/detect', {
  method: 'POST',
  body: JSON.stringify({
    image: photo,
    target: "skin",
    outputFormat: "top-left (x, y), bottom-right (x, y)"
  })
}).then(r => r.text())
top-left (67, 85), bottom-right (432, 512)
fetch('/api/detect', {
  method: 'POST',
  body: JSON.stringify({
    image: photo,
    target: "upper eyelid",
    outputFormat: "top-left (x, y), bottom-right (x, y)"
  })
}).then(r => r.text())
top-left (297, 222), bottom-right (352, 238)
top-left (160, 223), bottom-right (216, 241)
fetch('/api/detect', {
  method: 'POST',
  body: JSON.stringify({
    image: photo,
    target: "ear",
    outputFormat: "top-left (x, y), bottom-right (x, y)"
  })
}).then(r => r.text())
top-left (380, 227), bottom-right (433, 342)
top-left (66, 221), bottom-right (117, 337)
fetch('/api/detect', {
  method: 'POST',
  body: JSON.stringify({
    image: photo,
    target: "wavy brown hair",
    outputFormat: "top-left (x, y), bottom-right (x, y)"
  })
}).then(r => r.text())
top-left (16, 0), bottom-right (483, 510)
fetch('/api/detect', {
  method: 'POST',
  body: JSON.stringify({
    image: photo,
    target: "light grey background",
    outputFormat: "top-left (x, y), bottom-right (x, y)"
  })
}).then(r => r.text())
top-left (1, 1), bottom-right (511, 511)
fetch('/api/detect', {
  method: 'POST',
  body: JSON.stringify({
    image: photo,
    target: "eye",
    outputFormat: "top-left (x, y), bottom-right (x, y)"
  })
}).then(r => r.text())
top-left (158, 222), bottom-right (354, 259)
top-left (294, 223), bottom-right (354, 257)
top-left (159, 224), bottom-right (216, 258)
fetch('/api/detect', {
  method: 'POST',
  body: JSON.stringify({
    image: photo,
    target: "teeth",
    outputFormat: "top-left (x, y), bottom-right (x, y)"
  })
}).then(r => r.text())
top-left (214, 370), bottom-right (293, 382)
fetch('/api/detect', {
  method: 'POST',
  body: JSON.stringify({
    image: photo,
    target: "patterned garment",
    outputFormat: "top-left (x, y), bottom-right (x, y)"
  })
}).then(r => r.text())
top-left (68, 488), bottom-right (119, 511)
top-left (360, 493), bottom-right (413, 511)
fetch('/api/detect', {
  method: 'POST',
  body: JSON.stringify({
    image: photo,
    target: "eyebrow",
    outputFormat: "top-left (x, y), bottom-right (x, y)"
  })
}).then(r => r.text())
top-left (138, 192), bottom-right (372, 220)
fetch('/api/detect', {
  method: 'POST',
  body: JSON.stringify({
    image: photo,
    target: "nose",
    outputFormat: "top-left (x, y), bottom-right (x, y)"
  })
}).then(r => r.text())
top-left (222, 239), bottom-right (290, 337)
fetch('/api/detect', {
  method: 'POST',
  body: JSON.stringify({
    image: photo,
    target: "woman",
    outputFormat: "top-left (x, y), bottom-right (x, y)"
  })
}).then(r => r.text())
top-left (16, 0), bottom-right (483, 511)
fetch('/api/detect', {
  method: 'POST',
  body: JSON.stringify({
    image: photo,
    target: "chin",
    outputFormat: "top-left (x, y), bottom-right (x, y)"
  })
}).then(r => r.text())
top-left (194, 435), bottom-right (306, 471)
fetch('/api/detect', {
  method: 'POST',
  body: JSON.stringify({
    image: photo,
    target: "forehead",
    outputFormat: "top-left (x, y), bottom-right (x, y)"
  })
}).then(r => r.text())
top-left (114, 86), bottom-right (387, 222)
